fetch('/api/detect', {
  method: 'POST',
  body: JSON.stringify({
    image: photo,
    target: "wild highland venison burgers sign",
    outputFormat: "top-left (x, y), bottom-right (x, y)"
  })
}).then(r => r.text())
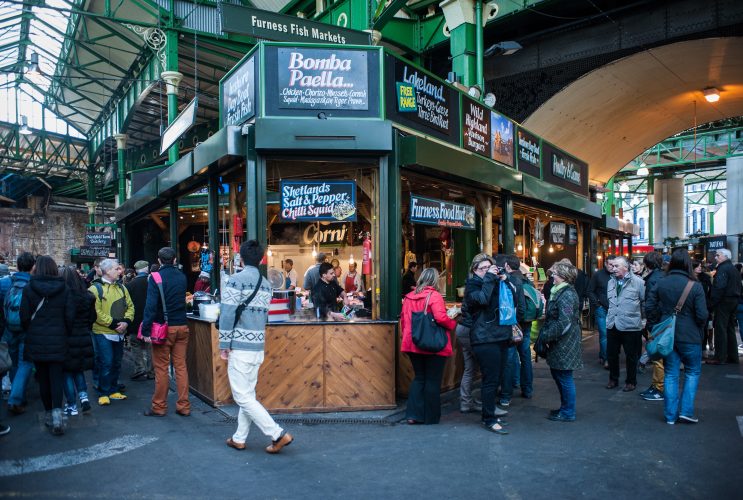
top-left (542, 143), bottom-right (589, 196)
top-left (280, 180), bottom-right (357, 222)
top-left (516, 127), bottom-right (541, 178)
top-left (462, 97), bottom-right (490, 156)
top-left (409, 195), bottom-right (476, 230)
top-left (222, 55), bottom-right (256, 127)
top-left (277, 48), bottom-right (369, 110)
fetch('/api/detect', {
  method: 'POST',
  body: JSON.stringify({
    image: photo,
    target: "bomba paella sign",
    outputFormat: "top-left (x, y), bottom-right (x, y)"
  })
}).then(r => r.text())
top-left (280, 180), bottom-right (357, 222)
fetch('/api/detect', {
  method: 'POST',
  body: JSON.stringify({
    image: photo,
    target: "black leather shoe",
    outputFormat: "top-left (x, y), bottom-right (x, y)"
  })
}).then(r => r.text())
top-left (547, 413), bottom-right (576, 422)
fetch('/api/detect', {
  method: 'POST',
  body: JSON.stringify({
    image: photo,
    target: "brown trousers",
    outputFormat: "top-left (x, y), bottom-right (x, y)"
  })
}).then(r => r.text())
top-left (151, 325), bottom-right (190, 414)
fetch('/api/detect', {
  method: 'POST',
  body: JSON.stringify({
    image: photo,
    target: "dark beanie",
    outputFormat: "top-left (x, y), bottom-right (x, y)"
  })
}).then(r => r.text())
top-left (240, 240), bottom-right (264, 267)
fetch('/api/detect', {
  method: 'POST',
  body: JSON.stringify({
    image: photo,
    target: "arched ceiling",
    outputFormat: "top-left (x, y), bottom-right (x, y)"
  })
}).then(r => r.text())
top-left (523, 37), bottom-right (743, 184)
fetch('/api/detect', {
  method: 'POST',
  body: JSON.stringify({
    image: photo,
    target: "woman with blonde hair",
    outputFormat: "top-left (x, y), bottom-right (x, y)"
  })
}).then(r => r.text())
top-left (400, 267), bottom-right (457, 424)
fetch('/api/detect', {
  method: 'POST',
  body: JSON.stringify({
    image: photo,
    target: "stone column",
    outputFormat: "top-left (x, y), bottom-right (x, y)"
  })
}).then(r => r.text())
top-left (113, 134), bottom-right (127, 206)
top-left (726, 156), bottom-right (743, 258)
top-left (652, 177), bottom-right (685, 243)
top-left (161, 70), bottom-right (183, 164)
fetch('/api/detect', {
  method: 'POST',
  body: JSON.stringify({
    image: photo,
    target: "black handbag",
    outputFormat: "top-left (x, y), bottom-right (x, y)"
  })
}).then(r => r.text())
top-left (411, 292), bottom-right (449, 353)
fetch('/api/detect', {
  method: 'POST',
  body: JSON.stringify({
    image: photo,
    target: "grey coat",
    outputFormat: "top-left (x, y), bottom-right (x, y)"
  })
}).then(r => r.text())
top-left (606, 273), bottom-right (645, 331)
top-left (540, 285), bottom-right (583, 371)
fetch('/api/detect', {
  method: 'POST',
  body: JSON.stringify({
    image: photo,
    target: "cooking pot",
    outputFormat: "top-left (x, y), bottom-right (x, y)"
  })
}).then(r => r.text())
top-left (192, 292), bottom-right (214, 317)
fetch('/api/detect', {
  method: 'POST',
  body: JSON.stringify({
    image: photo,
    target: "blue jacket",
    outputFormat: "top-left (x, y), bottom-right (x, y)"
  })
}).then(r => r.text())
top-left (141, 264), bottom-right (187, 336)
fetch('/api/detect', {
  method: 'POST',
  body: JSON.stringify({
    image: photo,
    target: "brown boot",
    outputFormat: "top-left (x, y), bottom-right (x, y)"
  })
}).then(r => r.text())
top-left (265, 432), bottom-right (293, 454)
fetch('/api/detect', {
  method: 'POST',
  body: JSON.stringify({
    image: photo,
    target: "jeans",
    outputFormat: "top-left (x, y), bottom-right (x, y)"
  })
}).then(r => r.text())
top-left (92, 334), bottom-right (123, 396)
top-left (607, 328), bottom-right (643, 385)
top-left (151, 325), bottom-right (190, 414)
top-left (456, 326), bottom-right (478, 409)
top-left (63, 371), bottom-right (88, 406)
top-left (595, 306), bottom-right (607, 361)
top-left (228, 350), bottom-right (283, 443)
top-left (550, 369), bottom-right (576, 419)
top-left (663, 341), bottom-right (702, 423)
top-left (406, 353), bottom-right (447, 424)
top-left (472, 341), bottom-right (509, 426)
top-left (501, 331), bottom-right (534, 400)
top-left (8, 342), bottom-right (33, 406)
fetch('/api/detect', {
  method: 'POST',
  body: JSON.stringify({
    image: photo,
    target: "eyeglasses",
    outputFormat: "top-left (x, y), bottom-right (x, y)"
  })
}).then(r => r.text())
top-left (476, 265), bottom-right (491, 271)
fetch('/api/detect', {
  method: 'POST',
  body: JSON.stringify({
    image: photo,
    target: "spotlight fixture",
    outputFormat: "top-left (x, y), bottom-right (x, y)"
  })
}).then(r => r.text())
top-left (484, 41), bottom-right (522, 57)
top-left (703, 87), bottom-right (720, 103)
top-left (19, 115), bottom-right (32, 135)
top-left (636, 166), bottom-right (649, 177)
top-left (26, 52), bottom-right (40, 75)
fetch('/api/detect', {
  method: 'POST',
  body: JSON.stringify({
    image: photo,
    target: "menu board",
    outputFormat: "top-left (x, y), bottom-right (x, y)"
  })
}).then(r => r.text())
top-left (221, 55), bottom-right (256, 127)
top-left (409, 195), bottom-right (476, 230)
top-left (543, 142), bottom-right (589, 196)
top-left (280, 180), bottom-right (357, 222)
top-left (516, 127), bottom-right (541, 178)
top-left (568, 224), bottom-right (578, 245)
top-left (462, 96), bottom-right (490, 156)
top-left (550, 222), bottom-right (567, 244)
top-left (277, 48), bottom-right (369, 110)
top-left (385, 55), bottom-right (459, 144)
top-left (491, 111), bottom-right (514, 167)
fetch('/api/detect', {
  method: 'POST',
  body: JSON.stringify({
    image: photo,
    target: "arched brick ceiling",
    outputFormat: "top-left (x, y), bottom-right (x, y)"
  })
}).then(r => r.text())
top-left (523, 37), bottom-right (743, 184)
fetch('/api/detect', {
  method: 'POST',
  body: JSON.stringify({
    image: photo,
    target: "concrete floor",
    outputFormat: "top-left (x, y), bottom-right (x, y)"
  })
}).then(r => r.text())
top-left (1, 335), bottom-right (742, 499)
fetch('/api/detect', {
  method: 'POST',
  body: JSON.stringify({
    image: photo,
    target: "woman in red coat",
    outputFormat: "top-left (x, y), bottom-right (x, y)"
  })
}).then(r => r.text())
top-left (400, 267), bottom-right (457, 424)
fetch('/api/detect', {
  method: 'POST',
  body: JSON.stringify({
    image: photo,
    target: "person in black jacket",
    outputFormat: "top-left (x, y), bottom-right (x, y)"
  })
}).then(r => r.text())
top-left (639, 251), bottom-right (666, 401)
top-left (60, 267), bottom-right (95, 416)
top-left (646, 249), bottom-right (708, 424)
top-left (20, 255), bottom-right (74, 435)
top-left (401, 262), bottom-right (418, 298)
top-left (586, 255), bottom-right (616, 366)
top-left (126, 260), bottom-right (153, 381)
top-left (499, 254), bottom-right (530, 406)
top-left (693, 260), bottom-right (713, 353)
top-left (707, 249), bottom-right (742, 364)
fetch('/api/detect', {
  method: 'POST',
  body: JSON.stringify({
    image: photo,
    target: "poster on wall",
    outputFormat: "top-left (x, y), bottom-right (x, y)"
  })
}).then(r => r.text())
top-left (462, 96), bottom-right (490, 156)
top-left (280, 180), bottom-right (357, 222)
top-left (567, 224), bottom-right (578, 245)
top-left (515, 127), bottom-right (541, 178)
top-left (542, 142), bottom-right (589, 196)
top-left (409, 195), bottom-right (476, 230)
top-left (385, 55), bottom-right (459, 144)
top-left (221, 55), bottom-right (256, 127)
top-left (491, 111), bottom-right (515, 167)
top-left (550, 222), bottom-right (567, 244)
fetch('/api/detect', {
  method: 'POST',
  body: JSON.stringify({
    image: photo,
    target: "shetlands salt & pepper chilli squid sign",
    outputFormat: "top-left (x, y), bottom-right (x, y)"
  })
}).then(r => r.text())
top-left (409, 195), bottom-right (476, 230)
top-left (280, 180), bottom-right (357, 222)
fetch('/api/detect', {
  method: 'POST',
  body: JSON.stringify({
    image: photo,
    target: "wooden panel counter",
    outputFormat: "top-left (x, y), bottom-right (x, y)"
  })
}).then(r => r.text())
top-left (186, 316), bottom-right (397, 413)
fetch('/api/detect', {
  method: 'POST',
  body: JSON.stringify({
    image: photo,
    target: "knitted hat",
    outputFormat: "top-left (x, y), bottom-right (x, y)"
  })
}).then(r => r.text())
top-left (134, 260), bottom-right (149, 271)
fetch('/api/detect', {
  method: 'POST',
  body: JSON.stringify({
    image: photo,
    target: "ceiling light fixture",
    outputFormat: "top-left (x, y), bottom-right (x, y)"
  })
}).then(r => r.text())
top-left (19, 115), bottom-right (32, 135)
top-left (636, 166), bottom-right (649, 177)
top-left (703, 87), bottom-right (720, 103)
top-left (484, 41), bottom-right (523, 57)
top-left (26, 52), bottom-right (40, 75)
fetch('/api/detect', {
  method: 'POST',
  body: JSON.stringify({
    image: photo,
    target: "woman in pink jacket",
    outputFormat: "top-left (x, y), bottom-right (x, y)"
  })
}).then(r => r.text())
top-left (400, 267), bottom-right (457, 424)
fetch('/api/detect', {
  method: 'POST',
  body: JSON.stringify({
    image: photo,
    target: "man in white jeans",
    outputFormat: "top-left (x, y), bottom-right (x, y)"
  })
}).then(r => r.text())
top-left (218, 240), bottom-right (293, 454)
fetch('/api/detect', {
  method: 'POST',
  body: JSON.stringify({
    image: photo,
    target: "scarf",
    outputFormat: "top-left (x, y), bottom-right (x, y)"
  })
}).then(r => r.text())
top-left (550, 281), bottom-right (569, 300)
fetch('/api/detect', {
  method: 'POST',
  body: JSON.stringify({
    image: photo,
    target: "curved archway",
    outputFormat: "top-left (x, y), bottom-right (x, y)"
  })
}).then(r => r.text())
top-left (523, 37), bottom-right (743, 183)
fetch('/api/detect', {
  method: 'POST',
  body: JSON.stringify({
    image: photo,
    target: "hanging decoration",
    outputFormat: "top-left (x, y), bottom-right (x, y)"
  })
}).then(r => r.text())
top-left (200, 243), bottom-right (214, 273)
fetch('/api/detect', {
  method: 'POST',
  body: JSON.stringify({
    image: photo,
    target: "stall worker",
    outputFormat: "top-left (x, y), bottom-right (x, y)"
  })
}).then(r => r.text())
top-left (402, 262), bottom-right (418, 298)
top-left (344, 262), bottom-right (363, 294)
top-left (194, 271), bottom-right (211, 294)
top-left (303, 252), bottom-right (326, 291)
top-left (312, 263), bottom-right (350, 321)
top-left (283, 259), bottom-right (297, 290)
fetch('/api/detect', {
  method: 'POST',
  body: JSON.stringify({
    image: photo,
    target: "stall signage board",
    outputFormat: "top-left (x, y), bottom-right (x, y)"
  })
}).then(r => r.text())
top-left (220, 4), bottom-right (370, 45)
top-left (543, 143), bottom-right (589, 196)
top-left (85, 232), bottom-right (112, 247)
top-left (79, 246), bottom-right (111, 258)
top-left (385, 55), bottom-right (459, 144)
top-left (462, 96), bottom-right (490, 156)
top-left (409, 195), bottom-right (476, 230)
top-left (550, 222), bottom-right (567, 244)
top-left (277, 48), bottom-right (369, 110)
top-left (222, 56), bottom-right (256, 127)
top-left (161, 97), bottom-right (198, 154)
top-left (705, 236), bottom-right (726, 251)
top-left (568, 224), bottom-right (578, 245)
top-left (491, 111), bottom-right (515, 167)
top-left (516, 127), bottom-right (541, 178)
top-left (280, 180), bottom-right (357, 222)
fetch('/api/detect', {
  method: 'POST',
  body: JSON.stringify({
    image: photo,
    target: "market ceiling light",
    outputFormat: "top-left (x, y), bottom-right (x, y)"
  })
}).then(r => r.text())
top-left (26, 52), bottom-right (40, 75)
top-left (618, 182), bottom-right (630, 193)
top-left (636, 166), bottom-right (649, 177)
top-left (703, 87), bottom-right (720, 103)
top-left (484, 41), bottom-right (523, 57)
top-left (19, 115), bottom-right (32, 135)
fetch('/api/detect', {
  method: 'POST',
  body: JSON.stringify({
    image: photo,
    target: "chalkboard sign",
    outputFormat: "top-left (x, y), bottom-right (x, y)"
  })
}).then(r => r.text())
top-left (549, 222), bottom-right (567, 244)
top-left (85, 233), bottom-right (112, 247)
top-left (222, 55), bottom-right (256, 127)
top-left (409, 195), bottom-right (476, 230)
top-left (79, 246), bottom-right (111, 258)
top-left (280, 180), bottom-right (357, 222)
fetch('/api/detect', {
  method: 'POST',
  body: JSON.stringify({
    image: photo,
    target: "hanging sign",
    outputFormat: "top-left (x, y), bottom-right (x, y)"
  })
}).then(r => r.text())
top-left (705, 236), bottom-right (726, 251)
top-left (280, 180), bottom-right (357, 222)
top-left (85, 232), bottom-right (112, 247)
top-left (79, 246), bottom-right (112, 258)
top-left (516, 127), bottom-right (541, 178)
top-left (409, 195), bottom-right (476, 230)
top-left (549, 222), bottom-right (567, 244)
top-left (543, 143), bottom-right (589, 196)
top-left (462, 96), bottom-right (490, 156)
top-left (277, 48), bottom-right (369, 110)
top-left (490, 111), bottom-right (515, 167)
top-left (221, 56), bottom-right (256, 127)
top-left (161, 97), bottom-right (198, 155)
top-left (567, 224), bottom-right (578, 245)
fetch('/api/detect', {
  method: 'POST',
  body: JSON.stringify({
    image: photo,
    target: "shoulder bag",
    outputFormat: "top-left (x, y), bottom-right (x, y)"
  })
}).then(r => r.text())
top-left (137, 272), bottom-right (169, 345)
top-left (411, 292), bottom-right (449, 353)
top-left (232, 275), bottom-right (264, 330)
top-left (646, 280), bottom-right (694, 358)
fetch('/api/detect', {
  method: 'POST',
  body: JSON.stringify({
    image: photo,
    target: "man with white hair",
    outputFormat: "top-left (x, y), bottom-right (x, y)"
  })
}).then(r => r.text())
top-left (707, 248), bottom-right (741, 365)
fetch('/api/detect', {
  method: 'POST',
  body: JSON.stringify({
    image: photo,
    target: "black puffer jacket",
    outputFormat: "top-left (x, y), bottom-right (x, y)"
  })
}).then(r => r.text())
top-left (643, 268), bottom-right (664, 330)
top-left (710, 259), bottom-right (742, 307)
top-left (646, 270), bottom-right (707, 344)
top-left (20, 276), bottom-right (73, 363)
top-left (65, 290), bottom-right (96, 372)
top-left (467, 273), bottom-right (525, 346)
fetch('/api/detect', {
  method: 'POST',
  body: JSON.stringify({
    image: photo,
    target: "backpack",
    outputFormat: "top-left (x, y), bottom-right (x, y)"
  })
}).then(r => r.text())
top-left (3, 279), bottom-right (28, 333)
top-left (498, 280), bottom-right (518, 326)
top-left (92, 281), bottom-right (125, 301)
top-left (522, 280), bottom-right (545, 322)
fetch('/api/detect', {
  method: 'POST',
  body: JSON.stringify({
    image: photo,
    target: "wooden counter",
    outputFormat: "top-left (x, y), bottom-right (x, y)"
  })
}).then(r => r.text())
top-left (186, 317), bottom-right (397, 413)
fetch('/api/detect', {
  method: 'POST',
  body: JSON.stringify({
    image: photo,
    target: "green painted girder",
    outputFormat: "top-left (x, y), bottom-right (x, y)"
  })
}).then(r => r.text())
top-left (373, 0), bottom-right (409, 30)
top-left (0, 121), bottom-right (88, 177)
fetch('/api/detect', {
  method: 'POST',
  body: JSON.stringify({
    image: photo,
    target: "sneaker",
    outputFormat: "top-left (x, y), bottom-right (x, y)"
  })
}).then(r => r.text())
top-left (493, 407), bottom-right (508, 417)
top-left (64, 404), bottom-right (79, 416)
top-left (678, 415), bottom-right (699, 424)
top-left (499, 399), bottom-right (511, 408)
top-left (98, 396), bottom-right (111, 406)
top-left (639, 386), bottom-right (655, 397)
top-left (0, 424), bottom-right (9, 436)
top-left (642, 389), bottom-right (664, 401)
top-left (666, 420), bottom-right (676, 425)
top-left (80, 398), bottom-right (91, 413)
top-left (109, 392), bottom-right (127, 400)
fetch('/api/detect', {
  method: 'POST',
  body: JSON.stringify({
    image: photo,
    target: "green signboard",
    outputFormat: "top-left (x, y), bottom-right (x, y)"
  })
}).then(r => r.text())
top-left (396, 82), bottom-right (417, 112)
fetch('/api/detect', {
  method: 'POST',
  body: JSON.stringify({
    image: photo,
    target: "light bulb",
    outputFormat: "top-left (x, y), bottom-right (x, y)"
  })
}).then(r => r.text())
top-left (533, 247), bottom-right (539, 254)
top-left (548, 246), bottom-right (554, 253)
top-left (311, 245), bottom-right (317, 258)
top-left (349, 255), bottom-right (354, 264)
top-left (517, 243), bottom-right (523, 252)
top-left (267, 248), bottom-right (273, 257)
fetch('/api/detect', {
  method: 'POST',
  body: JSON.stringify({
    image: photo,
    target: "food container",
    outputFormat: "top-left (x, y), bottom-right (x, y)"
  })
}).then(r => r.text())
top-left (198, 303), bottom-right (220, 321)
top-left (456, 286), bottom-right (465, 298)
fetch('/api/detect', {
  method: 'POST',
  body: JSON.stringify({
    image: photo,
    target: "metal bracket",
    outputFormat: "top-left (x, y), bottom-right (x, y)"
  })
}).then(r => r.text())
top-left (122, 24), bottom-right (167, 70)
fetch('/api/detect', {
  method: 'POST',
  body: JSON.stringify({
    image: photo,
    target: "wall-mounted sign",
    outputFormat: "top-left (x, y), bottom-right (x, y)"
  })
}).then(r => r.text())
top-left (705, 236), bottom-right (726, 251)
top-left (221, 55), bottom-right (256, 127)
top-left (277, 48), bottom-right (368, 111)
top-left (220, 5), bottom-right (371, 45)
top-left (462, 96), bottom-right (490, 156)
top-left (542, 143), bottom-right (589, 196)
top-left (280, 180), bottom-right (357, 222)
top-left (161, 97), bottom-right (198, 154)
top-left (568, 224), bottom-right (578, 245)
top-left (385, 55), bottom-right (459, 144)
top-left (516, 127), bottom-right (541, 178)
top-left (85, 232), bottom-right (112, 247)
top-left (491, 111), bottom-right (514, 167)
top-left (550, 222), bottom-right (567, 244)
top-left (409, 195), bottom-right (476, 230)
top-left (79, 246), bottom-right (112, 258)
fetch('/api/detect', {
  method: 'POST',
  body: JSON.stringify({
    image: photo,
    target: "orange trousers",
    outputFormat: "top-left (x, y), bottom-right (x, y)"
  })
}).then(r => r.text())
top-left (151, 325), bottom-right (190, 414)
